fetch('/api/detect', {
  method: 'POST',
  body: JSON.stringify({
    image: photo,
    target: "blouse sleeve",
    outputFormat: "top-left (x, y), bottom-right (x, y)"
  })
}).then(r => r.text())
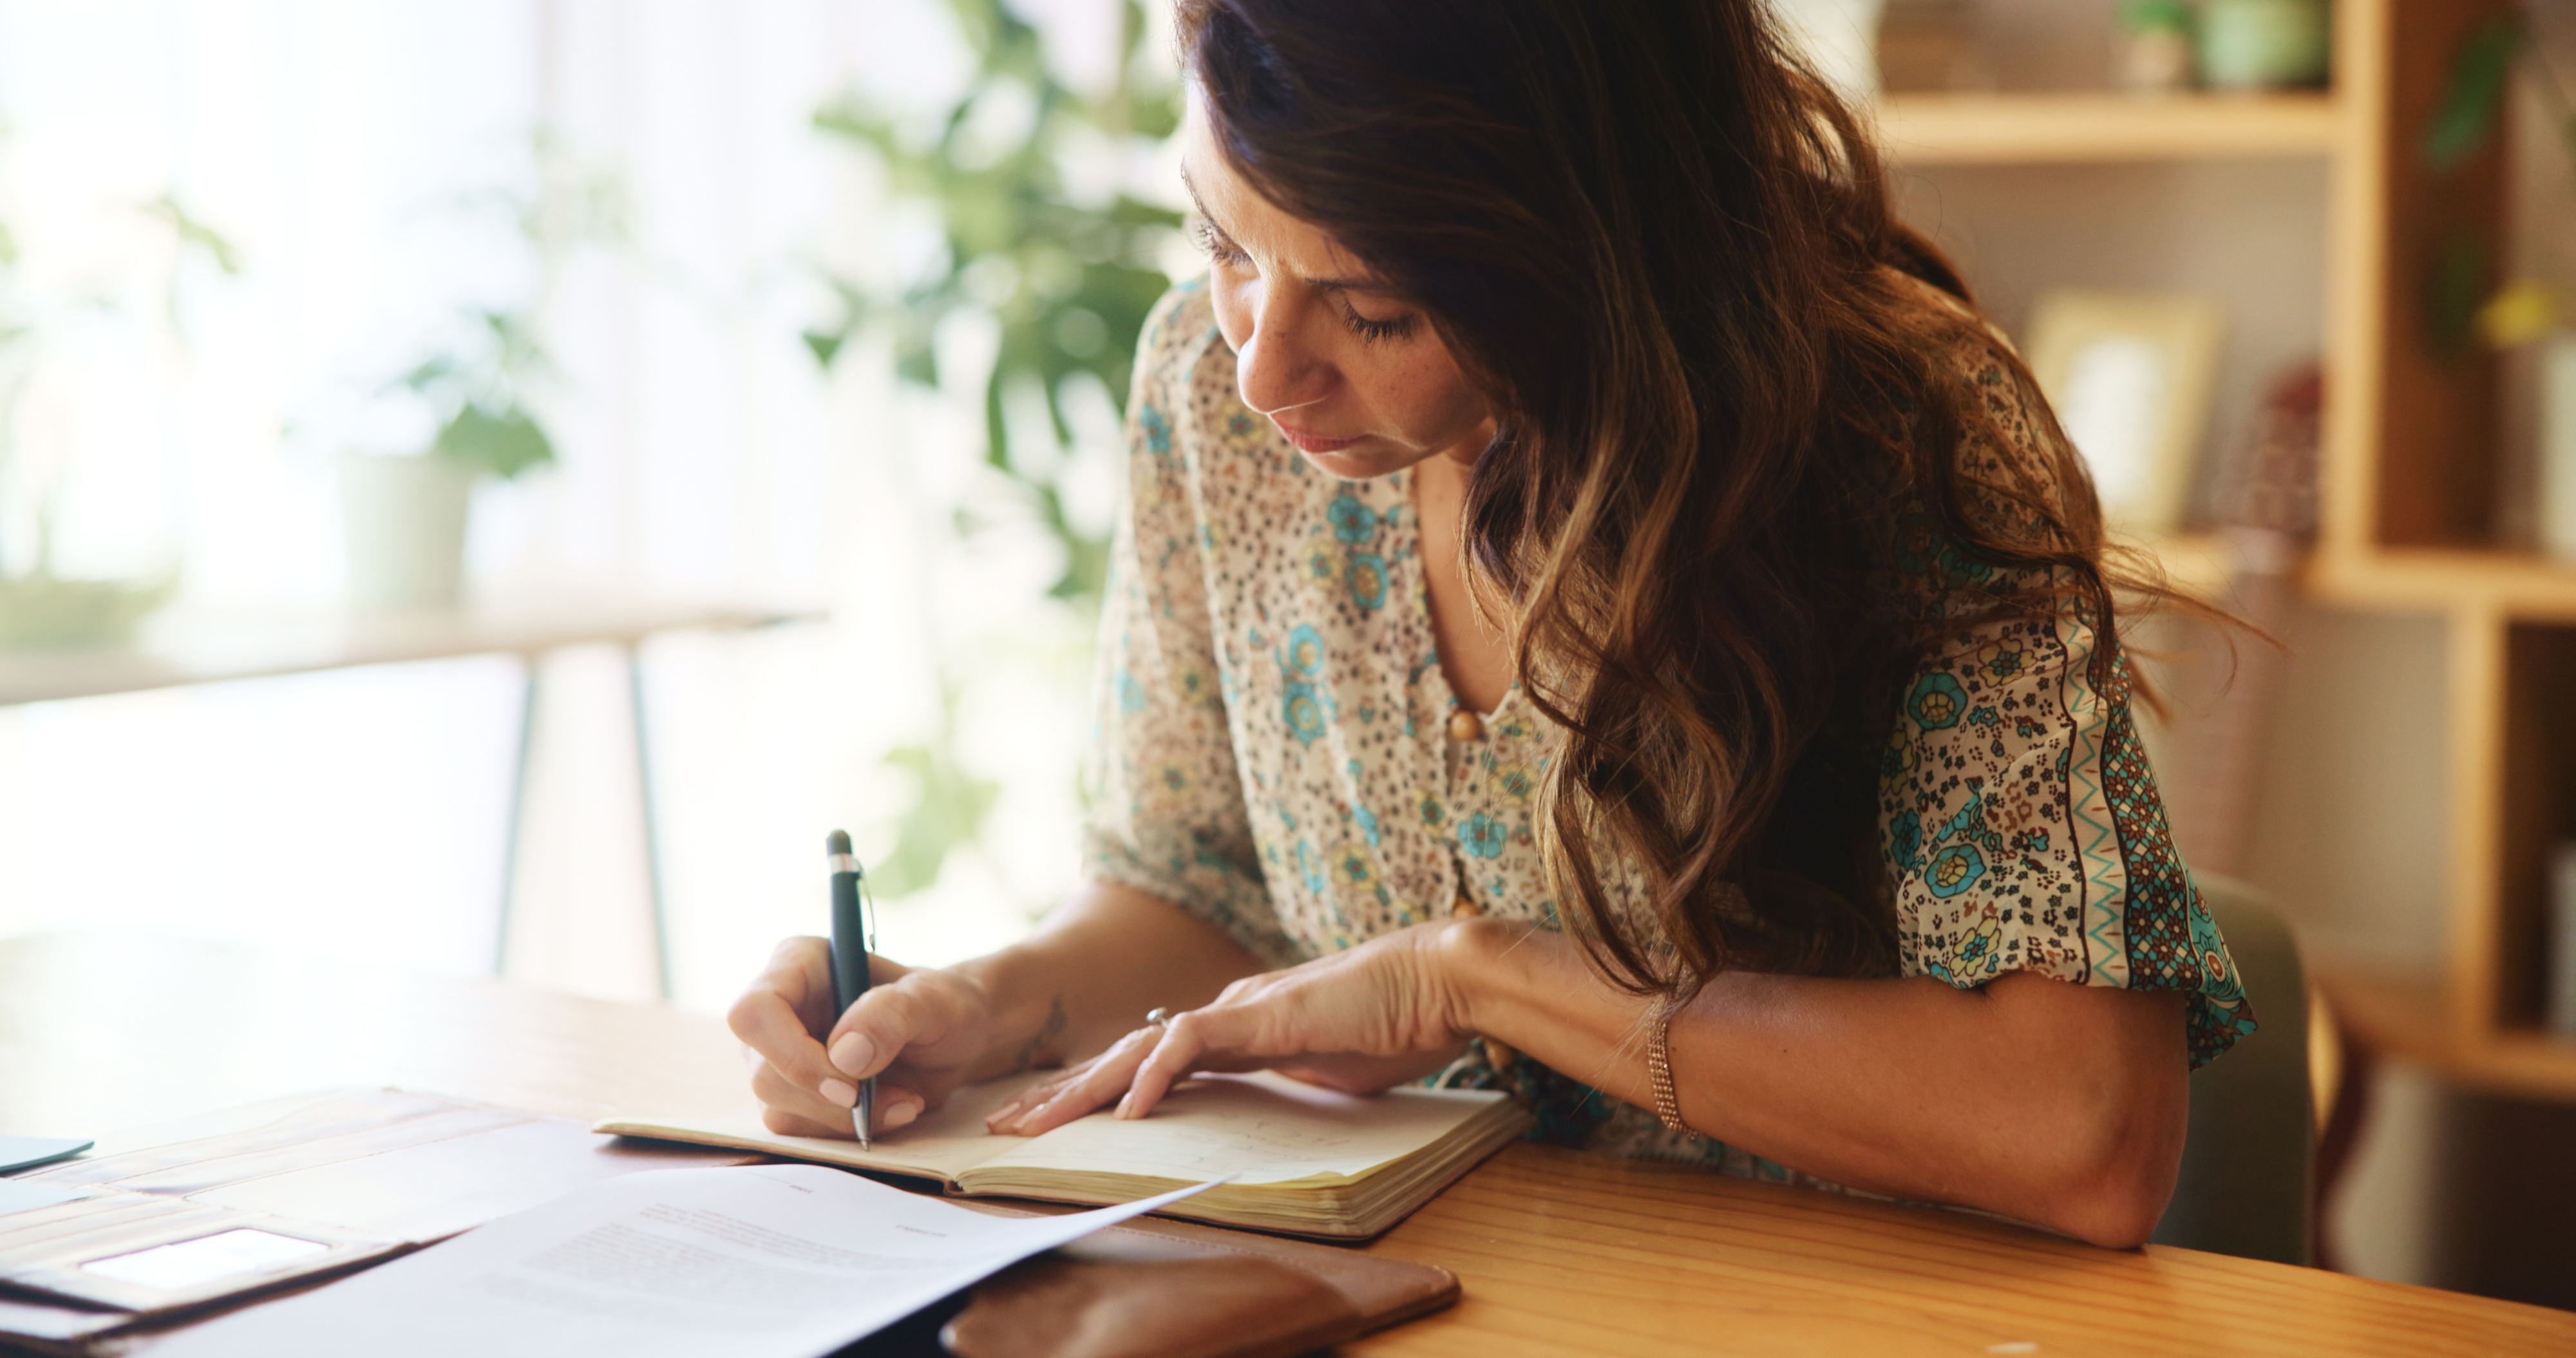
top-left (1878, 346), bottom-right (2259, 1068)
top-left (1079, 286), bottom-right (1302, 969)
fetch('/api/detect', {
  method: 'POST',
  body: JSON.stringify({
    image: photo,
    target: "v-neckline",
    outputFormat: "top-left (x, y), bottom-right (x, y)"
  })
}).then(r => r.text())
top-left (1395, 466), bottom-right (1517, 725)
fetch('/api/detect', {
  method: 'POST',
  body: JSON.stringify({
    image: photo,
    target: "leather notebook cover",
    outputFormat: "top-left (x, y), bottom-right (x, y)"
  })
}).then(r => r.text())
top-left (934, 1206), bottom-right (1458, 1358)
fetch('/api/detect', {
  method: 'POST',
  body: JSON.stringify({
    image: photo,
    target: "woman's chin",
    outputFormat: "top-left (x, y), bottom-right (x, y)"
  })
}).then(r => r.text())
top-left (1294, 443), bottom-right (1418, 482)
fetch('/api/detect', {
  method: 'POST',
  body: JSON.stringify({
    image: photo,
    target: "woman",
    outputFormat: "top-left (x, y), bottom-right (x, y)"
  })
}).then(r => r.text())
top-left (732, 0), bottom-right (2253, 1249)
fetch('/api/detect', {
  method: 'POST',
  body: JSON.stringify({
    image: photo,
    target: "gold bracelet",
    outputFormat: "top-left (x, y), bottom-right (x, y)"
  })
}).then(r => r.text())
top-left (1648, 1006), bottom-right (1693, 1138)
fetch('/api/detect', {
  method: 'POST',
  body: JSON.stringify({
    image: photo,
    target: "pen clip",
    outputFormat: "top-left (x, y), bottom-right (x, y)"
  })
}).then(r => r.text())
top-left (860, 873), bottom-right (878, 956)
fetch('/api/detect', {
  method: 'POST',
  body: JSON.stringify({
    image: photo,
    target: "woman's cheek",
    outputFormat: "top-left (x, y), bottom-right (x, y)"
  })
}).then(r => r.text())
top-left (1209, 277), bottom-right (1255, 353)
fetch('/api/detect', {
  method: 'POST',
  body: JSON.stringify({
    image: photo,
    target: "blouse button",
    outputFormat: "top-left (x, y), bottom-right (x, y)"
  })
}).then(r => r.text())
top-left (1452, 892), bottom-right (1481, 919)
top-left (1447, 710), bottom-right (1483, 742)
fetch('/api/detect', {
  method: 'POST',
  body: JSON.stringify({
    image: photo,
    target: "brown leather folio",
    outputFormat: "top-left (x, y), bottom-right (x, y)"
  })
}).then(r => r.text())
top-left (932, 1209), bottom-right (1457, 1358)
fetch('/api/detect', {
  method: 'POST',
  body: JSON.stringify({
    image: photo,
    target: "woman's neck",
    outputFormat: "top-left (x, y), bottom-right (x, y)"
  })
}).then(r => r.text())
top-left (1411, 452), bottom-right (1514, 713)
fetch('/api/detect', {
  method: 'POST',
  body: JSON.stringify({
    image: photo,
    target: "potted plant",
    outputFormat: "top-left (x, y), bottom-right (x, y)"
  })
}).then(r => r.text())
top-left (341, 308), bottom-right (556, 611)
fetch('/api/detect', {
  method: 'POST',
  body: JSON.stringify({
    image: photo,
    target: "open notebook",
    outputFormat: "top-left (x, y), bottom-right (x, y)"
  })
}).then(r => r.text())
top-left (594, 1071), bottom-right (1533, 1240)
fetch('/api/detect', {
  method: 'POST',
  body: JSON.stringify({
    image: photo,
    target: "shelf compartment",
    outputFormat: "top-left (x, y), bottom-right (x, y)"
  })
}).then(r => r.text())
top-left (1873, 93), bottom-right (2341, 165)
top-left (2496, 623), bottom-right (2576, 1035)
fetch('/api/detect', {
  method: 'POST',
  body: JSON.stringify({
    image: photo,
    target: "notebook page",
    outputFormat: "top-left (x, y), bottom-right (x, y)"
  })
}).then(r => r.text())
top-left (969, 1072), bottom-right (1505, 1187)
top-left (594, 1071), bottom-right (1048, 1184)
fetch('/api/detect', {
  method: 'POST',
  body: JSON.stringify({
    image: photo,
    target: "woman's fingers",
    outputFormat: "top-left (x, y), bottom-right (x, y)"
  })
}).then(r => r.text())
top-left (751, 1052), bottom-right (932, 1140)
top-left (989, 1028), bottom-right (1162, 1135)
top-left (728, 938), bottom-right (847, 1104)
top-left (1118, 1006), bottom-right (1240, 1119)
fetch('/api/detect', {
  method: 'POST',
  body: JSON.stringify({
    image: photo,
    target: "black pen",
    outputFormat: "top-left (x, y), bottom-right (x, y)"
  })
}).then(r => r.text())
top-left (826, 829), bottom-right (875, 1149)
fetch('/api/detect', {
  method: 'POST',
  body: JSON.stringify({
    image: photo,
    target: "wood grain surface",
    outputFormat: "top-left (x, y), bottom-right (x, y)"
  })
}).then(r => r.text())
top-left (5, 934), bottom-right (2570, 1356)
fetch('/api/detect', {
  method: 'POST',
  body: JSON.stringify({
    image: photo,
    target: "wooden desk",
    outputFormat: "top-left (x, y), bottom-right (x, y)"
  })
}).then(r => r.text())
top-left (4, 934), bottom-right (2570, 1357)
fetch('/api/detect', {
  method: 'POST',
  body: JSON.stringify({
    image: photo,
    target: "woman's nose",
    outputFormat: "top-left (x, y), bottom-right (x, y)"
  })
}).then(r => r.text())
top-left (1235, 285), bottom-right (1334, 418)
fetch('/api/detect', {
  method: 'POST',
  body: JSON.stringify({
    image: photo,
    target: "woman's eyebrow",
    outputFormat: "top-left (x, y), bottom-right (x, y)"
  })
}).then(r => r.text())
top-left (1177, 163), bottom-right (1395, 296)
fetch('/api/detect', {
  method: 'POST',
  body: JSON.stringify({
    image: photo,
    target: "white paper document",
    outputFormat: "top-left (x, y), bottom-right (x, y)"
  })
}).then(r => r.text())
top-left (151, 1165), bottom-right (1220, 1358)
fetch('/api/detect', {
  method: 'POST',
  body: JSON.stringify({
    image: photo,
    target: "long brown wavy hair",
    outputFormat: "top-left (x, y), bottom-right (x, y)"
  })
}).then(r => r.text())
top-left (1176, 0), bottom-right (2164, 995)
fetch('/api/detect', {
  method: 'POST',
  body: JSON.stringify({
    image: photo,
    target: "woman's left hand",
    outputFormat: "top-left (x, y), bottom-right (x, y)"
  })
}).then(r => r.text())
top-left (982, 921), bottom-right (1485, 1135)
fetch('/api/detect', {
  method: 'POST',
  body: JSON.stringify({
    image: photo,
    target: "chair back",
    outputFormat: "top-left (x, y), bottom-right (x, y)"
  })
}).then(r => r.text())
top-left (2150, 873), bottom-right (2313, 1265)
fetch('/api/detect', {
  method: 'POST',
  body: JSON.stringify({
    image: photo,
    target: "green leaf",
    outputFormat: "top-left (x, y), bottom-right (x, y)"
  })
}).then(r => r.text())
top-left (434, 404), bottom-right (556, 480)
top-left (868, 737), bottom-right (999, 898)
top-left (144, 194), bottom-right (243, 274)
top-left (802, 328), bottom-right (846, 368)
top-left (2424, 17), bottom-right (2522, 174)
top-left (2428, 226), bottom-right (2491, 360)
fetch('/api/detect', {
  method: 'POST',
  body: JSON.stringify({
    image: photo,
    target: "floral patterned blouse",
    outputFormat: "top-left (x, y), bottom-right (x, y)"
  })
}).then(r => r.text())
top-left (1083, 281), bottom-right (2255, 1180)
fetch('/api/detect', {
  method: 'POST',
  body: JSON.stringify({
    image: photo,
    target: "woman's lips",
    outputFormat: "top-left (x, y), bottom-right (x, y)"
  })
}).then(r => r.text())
top-left (1274, 422), bottom-right (1363, 454)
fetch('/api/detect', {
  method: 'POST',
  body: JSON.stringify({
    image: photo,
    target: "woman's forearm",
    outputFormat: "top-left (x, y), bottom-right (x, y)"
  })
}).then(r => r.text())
top-left (1441, 920), bottom-right (2190, 1247)
top-left (947, 878), bottom-right (1266, 1083)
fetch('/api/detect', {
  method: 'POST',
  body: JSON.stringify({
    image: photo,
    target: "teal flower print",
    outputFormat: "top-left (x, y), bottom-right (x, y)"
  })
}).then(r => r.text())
top-left (1296, 840), bottom-right (1324, 895)
top-left (1907, 673), bottom-right (1967, 731)
top-left (1925, 842), bottom-right (1987, 898)
top-left (1356, 804), bottom-right (1382, 847)
top-left (1459, 814), bottom-right (1507, 860)
top-left (1327, 494), bottom-right (1378, 544)
top-left (1116, 670), bottom-right (1148, 714)
top-left (1329, 842), bottom-right (1376, 894)
top-left (1283, 624), bottom-right (1326, 679)
top-left (1938, 540), bottom-right (1996, 584)
top-left (1347, 552), bottom-right (1388, 610)
top-left (1888, 810), bottom-right (1923, 871)
top-left (1139, 402), bottom-right (1171, 455)
top-left (1226, 410), bottom-right (1258, 440)
top-left (1283, 682), bottom-right (1325, 744)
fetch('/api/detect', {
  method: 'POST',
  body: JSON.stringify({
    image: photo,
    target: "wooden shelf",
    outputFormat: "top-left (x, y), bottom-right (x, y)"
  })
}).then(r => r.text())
top-left (1874, 92), bottom-right (2342, 165)
top-left (2307, 547), bottom-right (2576, 622)
top-left (2132, 530), bottom-right (2235, 603)
top-left (2316, 964), bottom-right (2576, 1104)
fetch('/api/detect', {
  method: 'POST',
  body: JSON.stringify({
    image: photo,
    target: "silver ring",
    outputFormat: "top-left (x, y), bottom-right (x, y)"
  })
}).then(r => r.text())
top-left (1144, 1006), bottom-right (1173, 1029)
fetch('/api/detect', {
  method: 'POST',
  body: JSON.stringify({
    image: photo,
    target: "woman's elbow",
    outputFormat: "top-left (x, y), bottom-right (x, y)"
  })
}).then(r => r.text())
top-left (2038, 1067), bottom-right (2190, 1249)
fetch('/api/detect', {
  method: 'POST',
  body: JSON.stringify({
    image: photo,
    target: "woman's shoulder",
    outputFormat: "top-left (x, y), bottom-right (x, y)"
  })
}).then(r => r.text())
top-left (1879, 270), bottom-right (2087, 557)
top-left (1137, 279), bottom-right (1227, 394)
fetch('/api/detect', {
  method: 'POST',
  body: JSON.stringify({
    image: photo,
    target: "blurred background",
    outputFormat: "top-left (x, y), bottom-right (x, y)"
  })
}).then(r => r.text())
top-left (1, 0), bottom-right (2573, 1314)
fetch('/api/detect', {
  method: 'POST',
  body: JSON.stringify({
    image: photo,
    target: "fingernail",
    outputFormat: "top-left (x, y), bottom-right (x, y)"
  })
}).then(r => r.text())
top-left (829, 1033), bottom-right (874, 1076)
top-left (1114, 1095), bottom-right (1134, 1120)
top-left (819, 1079), bottom-right (856, 1108)
top-left (885, 1102), bottom-right (920, 1130)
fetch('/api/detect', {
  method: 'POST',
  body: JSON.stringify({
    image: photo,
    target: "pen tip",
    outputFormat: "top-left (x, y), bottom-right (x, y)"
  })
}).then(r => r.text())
top-left (826, 829), bottom-right (852, 856)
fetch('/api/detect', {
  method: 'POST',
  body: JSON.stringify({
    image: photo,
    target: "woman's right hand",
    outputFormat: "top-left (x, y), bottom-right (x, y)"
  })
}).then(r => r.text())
top-left (726, 936), bottom-right (996, 1140)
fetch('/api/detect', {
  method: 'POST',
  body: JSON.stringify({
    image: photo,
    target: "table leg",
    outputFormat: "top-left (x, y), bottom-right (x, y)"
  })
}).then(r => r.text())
top-left (628, 641), bottom-right (675, 1002)
top-left (493, 656), bottom-right (542, 977)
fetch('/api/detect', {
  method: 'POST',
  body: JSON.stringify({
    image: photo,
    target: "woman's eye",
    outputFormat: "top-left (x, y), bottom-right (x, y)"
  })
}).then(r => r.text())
top-left (1192, 220), bottom-right (1249, 267)
top-left (1338, 296), bottom-right (1417, 344)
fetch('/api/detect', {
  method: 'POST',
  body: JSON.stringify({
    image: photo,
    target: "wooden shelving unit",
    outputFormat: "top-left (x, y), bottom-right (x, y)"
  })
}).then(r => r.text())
top-left (2308, 0), bottom-right (2576, 1099)
top-left (1882, 1), bottom-right (2576, 1102)
top-left (1876, 91), bottom-right (2341, 165)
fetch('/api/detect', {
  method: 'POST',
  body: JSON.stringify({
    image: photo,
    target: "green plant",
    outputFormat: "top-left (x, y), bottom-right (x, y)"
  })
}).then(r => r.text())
top-left (396, 309), bottom-right (558, 481)
top-left (0, 184), bottom-right (233, 647)
top-left (802, 0), bottom-right (1183, 900)
top-left (383, 136), bottom-right (629, 480)
top-left (2421, 7), bottom-right (2575, 356)
top-left (806, 0), bottom-right (1180, 605)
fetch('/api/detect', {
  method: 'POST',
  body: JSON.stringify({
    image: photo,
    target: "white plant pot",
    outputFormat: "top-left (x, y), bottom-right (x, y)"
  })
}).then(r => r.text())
top-left (2544, 334), bottom-right (2576, 562)
top-left (341, 453), bottom-right (474, 610)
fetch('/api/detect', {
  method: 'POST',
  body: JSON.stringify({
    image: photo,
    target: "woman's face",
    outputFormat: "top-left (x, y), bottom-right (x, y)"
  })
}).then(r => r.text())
top-left (1182, 90), bottom-right (1493, 480)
